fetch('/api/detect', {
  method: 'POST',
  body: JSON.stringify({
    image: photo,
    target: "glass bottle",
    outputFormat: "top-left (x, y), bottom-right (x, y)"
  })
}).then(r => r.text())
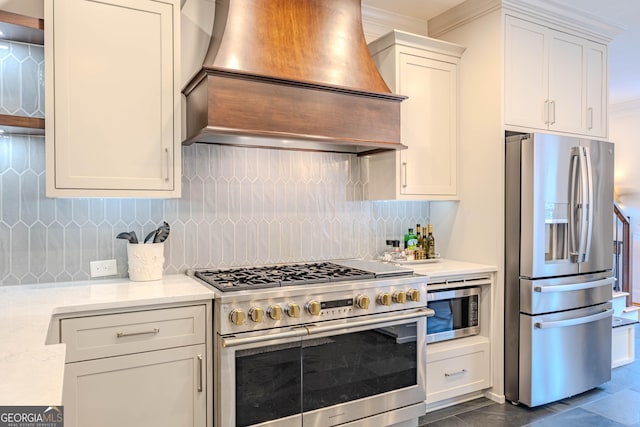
top-left (416, 224), bottom-right (423, 249)
top-left (426, 224), bottom-right (436, 259)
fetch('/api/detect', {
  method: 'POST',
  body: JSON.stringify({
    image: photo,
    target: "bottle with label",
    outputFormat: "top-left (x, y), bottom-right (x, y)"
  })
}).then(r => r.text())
top-left (416, 224), bottom-right (423, 249)
top-left (404, 228), bottom-right (418, 255)
top-left (426, 224), bottom-right (436, 259)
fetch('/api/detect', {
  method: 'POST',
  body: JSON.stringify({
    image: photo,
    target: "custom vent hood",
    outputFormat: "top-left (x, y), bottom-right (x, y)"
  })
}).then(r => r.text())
top-left (182, 0), bottom-right (406, 155)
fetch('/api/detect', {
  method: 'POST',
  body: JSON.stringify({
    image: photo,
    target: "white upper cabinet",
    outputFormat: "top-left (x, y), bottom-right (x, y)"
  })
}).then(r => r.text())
top-left (45, 0), bottom-right (181, 198)
top-left (504, 15), bottom-right (608, 138)
top-left (367, 30), bottom-right (465, 201)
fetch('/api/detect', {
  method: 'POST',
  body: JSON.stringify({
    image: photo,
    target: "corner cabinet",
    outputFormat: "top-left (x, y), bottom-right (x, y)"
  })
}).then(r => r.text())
top-left (44, 0), bottom-right (181, 197)
top-left (504, 15), bottom-right (608, 138)
top-left (366, 30), bottom-right (465, 201)
top-left (60, 304), bottom-right (209, 427)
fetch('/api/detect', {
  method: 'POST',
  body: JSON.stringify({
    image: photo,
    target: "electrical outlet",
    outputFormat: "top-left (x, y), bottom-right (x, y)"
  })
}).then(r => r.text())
top-left (90, 259), bottom-right (118, 278)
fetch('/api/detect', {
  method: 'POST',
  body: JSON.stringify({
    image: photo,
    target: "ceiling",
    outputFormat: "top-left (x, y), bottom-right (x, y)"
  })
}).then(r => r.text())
top-left (363, 0), bottom-right (640, 105)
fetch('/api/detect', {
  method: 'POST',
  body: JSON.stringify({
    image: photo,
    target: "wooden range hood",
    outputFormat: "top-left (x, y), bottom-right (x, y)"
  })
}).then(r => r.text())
top-left (182, 0), bottom-right (406, 155)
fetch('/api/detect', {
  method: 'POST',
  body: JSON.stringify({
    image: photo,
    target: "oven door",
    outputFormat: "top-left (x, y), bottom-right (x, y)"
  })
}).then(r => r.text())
top-left (301, 311), bottom-right (427, 427)
top-left (218, 308), bottom-right (429, 427)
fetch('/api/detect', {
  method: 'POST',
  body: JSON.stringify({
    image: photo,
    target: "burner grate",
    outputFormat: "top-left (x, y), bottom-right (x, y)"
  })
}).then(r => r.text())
top-left (194, 262), bottom-right (376, 292)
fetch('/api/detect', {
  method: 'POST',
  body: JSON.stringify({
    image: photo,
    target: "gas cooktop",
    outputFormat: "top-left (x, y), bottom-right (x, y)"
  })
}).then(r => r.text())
top-left (193, 260), bottom-right (413, 292)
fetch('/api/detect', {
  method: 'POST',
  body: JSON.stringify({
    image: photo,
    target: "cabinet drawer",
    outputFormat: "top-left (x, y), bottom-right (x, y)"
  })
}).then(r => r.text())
top-left (426, 340), bottom-right (490, 403)
top-left (61, 305), bottom-right (206, 362)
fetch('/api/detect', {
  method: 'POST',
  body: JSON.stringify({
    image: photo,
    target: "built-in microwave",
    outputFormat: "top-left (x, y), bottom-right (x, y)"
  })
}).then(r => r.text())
top-left (427, 286), bottom-right (480, 343)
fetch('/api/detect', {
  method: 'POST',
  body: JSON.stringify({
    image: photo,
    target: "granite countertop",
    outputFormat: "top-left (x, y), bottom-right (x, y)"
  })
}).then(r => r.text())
top-left (0, 275), bottom-right (215, 406)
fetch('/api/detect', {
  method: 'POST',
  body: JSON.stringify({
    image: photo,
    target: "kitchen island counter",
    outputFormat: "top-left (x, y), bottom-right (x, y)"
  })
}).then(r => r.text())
top-left (0, 275), bottom-right (215, 406)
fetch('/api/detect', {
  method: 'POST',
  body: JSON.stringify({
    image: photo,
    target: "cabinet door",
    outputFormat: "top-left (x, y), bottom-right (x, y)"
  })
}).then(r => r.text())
top-left (63, 345), bottom-right (206, 427)
top-left (585, 41), bottom-right (607, 138)
top-left (398, 53), bottom-right (457, 196)
top-left (504, 16), bottom-right (549, 130)
top-left (547, 30), bottom-right (585, 134)
top-left (45, 0), bottom-right (181, 197)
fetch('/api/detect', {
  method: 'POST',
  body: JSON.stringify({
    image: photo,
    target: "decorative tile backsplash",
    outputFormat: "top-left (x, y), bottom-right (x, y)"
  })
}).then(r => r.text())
top-left (0, 39), bottom-right (432, 286)
top-left (0, 135), bottom-right (431, 285)
top-left (0, 41), bottom-right (45, 118)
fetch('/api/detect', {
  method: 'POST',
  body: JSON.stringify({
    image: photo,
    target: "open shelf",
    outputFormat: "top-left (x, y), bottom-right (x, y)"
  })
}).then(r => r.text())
top-left (0, 113), bottom-right (45, 135)
top-left (0, 10), bottom-right (45, 136)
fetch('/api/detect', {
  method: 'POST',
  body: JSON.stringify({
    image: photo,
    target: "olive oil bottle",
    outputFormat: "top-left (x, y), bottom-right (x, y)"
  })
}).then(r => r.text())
top-left (426, 224), bottom-right (436, 259)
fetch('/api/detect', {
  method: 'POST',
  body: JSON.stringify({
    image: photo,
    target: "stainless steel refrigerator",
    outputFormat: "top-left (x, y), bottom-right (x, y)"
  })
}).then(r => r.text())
top-left (505, 132), bottom-right (614, 407)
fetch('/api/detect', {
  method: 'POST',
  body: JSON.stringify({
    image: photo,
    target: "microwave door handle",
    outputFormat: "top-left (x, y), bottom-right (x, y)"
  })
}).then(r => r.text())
top-left (534, 277), bottom-right (613, 293)
top-left (534, 308), bottom-right (612, 329)
top-left (569, 148), bottom-right (580, 262)
top-left (305, 308), bottom-right (434, 336)
top-left (582, 146), bottom-right (594, 262)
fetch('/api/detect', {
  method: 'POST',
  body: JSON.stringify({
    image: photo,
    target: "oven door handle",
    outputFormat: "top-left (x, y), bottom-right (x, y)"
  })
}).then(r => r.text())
top-left (221, 308), bottom-right (434, 347)
top-left (305, 308), bottom-right (434, 336)
top-left (222, 327), bottom-right (309, 348)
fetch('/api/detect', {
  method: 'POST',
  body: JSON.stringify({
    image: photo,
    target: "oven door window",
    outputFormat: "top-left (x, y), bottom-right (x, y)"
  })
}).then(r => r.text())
top-left (302, 326), bottom-right (417, 412)
top-left (235, 342), bottom-right (301, 427)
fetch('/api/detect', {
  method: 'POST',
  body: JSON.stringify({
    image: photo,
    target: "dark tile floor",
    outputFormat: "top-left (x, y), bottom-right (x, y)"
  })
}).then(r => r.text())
top-left (419, 324), bottom-right (640, 427)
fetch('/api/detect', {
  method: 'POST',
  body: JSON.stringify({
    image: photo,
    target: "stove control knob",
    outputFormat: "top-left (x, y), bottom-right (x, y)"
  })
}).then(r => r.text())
top-left (229, 309), bottom-right (245, 325)
top-left (286, 303), bottom-right (300, 318)
top-left (306, 300), bottom-right (321, 316)
top-left (355, 295), bottom-right (370, 309)
top-left (377, 292), bottom-right (392, 306)
top-left (249, 307), bottom-right (264, 323)
top-left (268, 305), bottom-right (283, 320)
top-left (407, 289), bottom-right (421, 302)
top-left (393, 290), bottom-right (407, 304)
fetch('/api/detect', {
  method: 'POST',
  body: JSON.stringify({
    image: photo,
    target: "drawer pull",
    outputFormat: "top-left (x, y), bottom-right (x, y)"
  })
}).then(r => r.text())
top-left (444, 369), bottom-right (467, 377)
top-left (116, 327), bottom-right (160, 338)
top-left (197, 354), bottom-right (203, 392)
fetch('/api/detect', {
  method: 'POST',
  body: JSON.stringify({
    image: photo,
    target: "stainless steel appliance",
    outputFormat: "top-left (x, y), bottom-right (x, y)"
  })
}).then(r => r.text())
top-left (192, 260), bottom-right (432, 427)
top-left (426, 287), bottom-right (480, 343)
top-left (505, 132), bottom-right (614, 407)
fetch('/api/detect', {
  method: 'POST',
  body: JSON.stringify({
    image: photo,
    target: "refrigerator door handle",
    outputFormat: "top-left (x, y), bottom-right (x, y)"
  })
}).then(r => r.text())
top-left (534, 309), bottom-right (613, 329)
top-left (581, 146), bottom-right (594, 262)
top-left (534, 277), bottom-right (613, 293)
top-left (569, 147), bottom-right (581, 262)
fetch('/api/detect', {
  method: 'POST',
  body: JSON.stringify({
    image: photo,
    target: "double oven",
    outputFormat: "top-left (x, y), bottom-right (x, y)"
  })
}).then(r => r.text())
top-left (194, 261), bottom-right (432, 427)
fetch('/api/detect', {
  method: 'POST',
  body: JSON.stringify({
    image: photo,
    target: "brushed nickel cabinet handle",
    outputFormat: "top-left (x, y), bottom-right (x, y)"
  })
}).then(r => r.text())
top-left (544, 100), bottom-right (549, 125)
top-left (116, 327), bottom-right (160, 338)
top-left (444, 369), bottom-right (467, 377)
top-left (402, 162), bottom-right (408, 188)
top-left (587, 107), bottom-right (593, 130)
top-left (197, 354), bottom-right (203, 392)
top-left (164, 148), bottom-right (170, 182)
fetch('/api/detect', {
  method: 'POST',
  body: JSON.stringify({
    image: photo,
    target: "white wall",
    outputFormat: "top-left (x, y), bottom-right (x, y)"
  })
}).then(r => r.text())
top-left (0, 0), bottom-right (43, 18)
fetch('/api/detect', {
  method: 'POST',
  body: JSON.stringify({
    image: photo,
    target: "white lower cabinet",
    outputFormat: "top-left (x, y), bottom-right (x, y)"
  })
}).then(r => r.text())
top-left (63, 345), bottom-right (206, 427)
top-left (426, 336), bottom-right (491, 404)
top-left (60, 305), bottom-right (207, 427)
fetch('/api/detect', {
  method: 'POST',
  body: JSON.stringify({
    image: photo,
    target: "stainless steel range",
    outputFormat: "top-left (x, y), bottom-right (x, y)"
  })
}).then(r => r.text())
top-left (192, 260), bottom-right (432, 427)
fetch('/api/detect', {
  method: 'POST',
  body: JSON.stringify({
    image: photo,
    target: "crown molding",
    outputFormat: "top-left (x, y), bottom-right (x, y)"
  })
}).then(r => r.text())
top-left (362, 4), bottom-right (428, 41)
top-left (428, 0), bottom-right (624, 43)
top-left (428, 0), bottom-right (501, 38)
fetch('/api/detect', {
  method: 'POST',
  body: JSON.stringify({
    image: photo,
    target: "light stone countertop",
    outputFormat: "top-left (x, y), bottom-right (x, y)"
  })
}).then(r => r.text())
top-left (395, 258), bottom-right (497, 279)
top-left (0, 274), bottom-right (215, 406)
